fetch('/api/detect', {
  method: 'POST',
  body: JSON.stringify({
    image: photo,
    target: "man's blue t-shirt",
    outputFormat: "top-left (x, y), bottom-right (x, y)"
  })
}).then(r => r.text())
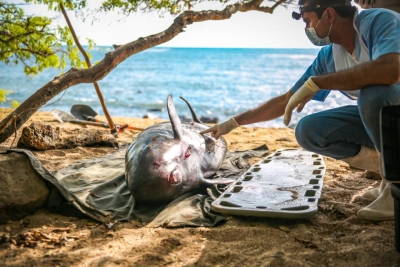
top-left (291, 8), bottom-right (400, 102)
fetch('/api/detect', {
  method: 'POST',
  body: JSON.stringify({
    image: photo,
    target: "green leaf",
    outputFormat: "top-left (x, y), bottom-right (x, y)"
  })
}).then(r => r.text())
top-left (11, 100), bottom-right (20, 109)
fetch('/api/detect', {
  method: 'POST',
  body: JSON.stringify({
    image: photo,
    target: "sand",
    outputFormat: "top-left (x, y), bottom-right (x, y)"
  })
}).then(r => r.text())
top-left (1, 108), bottom-right (400, 266)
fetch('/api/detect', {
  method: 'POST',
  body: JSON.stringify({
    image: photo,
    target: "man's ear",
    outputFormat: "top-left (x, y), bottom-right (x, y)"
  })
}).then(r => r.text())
top-left (326, 7), bottom-right (336, 22)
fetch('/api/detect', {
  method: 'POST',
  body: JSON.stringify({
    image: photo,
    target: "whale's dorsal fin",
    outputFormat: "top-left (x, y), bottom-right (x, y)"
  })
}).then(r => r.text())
top-left (167, 95), bottom-right (183, 139)
top-left (180, 96), bottom-right (202, 124)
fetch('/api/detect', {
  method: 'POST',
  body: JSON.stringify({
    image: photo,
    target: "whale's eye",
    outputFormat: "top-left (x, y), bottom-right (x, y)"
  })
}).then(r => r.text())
top-left (184, 147), bottom-right (191, 159)
top-left (168, 169), bottom-right (182, 185)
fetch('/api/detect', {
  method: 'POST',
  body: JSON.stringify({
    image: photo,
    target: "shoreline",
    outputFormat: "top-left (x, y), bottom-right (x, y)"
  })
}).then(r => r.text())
top-left (0, 108), bottom-right (298, 154)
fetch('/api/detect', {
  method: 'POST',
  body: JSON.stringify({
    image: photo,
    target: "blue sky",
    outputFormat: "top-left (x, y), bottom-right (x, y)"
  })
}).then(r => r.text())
top-left (19, 1), bottom-right (362, 48)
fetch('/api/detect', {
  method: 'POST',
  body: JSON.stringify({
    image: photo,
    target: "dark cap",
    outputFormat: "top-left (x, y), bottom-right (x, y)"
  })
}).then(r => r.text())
top-left (292, 0), bottom-right (352, 20)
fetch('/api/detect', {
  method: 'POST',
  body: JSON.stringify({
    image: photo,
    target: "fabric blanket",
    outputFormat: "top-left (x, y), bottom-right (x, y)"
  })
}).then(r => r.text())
top-left (8, 144), bottom-right (269, 228)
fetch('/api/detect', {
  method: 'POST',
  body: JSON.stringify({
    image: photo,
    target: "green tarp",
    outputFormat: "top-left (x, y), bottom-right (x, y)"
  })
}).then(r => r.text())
top-left (8, 144), bottom-right (268, 228)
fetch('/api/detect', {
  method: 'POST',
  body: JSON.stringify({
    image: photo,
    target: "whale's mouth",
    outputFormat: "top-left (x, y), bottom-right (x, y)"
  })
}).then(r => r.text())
top-left (168, 168), bottom-right (182, 185)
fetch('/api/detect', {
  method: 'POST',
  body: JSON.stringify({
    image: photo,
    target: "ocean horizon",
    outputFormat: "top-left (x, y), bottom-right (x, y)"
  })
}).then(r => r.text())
top-left (0, 47), bottom-right (355, 128)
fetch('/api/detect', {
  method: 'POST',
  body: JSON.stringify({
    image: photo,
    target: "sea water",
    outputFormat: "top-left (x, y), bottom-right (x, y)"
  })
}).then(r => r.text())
top-left (0, 47), bottom-right (355, 128)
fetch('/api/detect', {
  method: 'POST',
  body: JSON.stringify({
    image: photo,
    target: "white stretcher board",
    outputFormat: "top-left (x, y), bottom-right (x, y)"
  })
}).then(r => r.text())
top-left (211, 149), bottom-right (326, 219)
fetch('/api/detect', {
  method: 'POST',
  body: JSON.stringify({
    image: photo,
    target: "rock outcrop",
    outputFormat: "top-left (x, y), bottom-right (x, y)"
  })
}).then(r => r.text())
top-left (17, 122), bottom-right (118, 150)
top-left (0, 152), bottom-right (49, 224)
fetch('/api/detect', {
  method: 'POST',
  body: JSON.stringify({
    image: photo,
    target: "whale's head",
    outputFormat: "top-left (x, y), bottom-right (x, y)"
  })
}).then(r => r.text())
top-left (126, 126), bottom-right (210, 203)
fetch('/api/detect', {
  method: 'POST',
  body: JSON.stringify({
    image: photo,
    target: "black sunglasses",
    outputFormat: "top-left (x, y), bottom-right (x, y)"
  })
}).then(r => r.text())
top-left (292, 5), bottom-right (323, 20)
top-left (292, 2), bottom-right (350, 20)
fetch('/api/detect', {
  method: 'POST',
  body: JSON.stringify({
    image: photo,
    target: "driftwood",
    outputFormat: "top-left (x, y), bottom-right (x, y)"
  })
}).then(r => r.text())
top-left (0, 0), bottom-right (286, 144)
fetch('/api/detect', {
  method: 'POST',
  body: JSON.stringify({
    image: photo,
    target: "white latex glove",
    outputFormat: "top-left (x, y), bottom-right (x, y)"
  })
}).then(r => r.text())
top-left (199, 117), bottom-right (240, 139)
top-left (284, 77), bottom-right (320, 126)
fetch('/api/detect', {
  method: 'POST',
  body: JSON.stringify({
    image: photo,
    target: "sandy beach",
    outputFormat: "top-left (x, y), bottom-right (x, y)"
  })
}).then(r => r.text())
top-left (1, 108), bottom-right (400, 266)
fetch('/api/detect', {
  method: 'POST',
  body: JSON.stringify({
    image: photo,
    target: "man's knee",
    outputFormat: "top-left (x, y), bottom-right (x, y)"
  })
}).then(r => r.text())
top-left (295, 115), bottom-right (317, 150)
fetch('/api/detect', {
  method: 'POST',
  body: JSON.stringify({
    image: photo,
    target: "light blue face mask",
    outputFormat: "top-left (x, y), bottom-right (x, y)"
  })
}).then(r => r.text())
top-left (305, 11), bottom-right (332, 46)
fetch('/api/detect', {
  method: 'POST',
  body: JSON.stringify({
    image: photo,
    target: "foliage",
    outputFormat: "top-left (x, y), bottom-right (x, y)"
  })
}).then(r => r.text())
top-left (0, 1), bottom-right (93, 108)
top-left (0, 1), bottom-right (89, 77)
top-left (24, 0), bottom-right (87, 11)
top-left (25, 0), bottom-right (228, 16)
top-left (0, 89), bottom-right (19, 108)
top-left (0, 89), bottom-right (9, 103)
top-left (100, 0), bottom-right (208, 14)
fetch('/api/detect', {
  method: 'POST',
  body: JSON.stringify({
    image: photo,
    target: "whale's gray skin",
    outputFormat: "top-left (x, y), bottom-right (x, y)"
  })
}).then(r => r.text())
top-left (125, 95), bottom-right (233, 204)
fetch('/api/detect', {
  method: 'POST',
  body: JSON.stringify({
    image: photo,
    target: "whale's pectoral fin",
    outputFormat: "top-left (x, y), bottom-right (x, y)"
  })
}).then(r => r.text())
top-left (202, 178), bottom-right (235, 185)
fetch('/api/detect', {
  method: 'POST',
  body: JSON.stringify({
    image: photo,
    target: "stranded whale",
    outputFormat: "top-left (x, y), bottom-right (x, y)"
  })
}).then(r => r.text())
top-left (125, 95), bottom-right (233, 204)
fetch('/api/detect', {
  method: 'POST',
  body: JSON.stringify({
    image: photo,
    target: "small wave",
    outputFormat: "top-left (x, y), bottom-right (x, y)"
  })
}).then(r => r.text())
top-left (262, 54), bottom-right (316, 60)
top-left (143, 47), bottom-right (171, 53)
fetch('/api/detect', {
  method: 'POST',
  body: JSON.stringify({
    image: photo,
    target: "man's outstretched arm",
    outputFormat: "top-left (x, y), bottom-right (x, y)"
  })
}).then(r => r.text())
top-left (200, 90), bottom-right (293, 139)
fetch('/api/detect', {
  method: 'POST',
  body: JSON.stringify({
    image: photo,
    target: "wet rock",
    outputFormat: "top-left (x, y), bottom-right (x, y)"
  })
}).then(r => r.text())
top-left (0, 152), bottom-right (49, 224)
top-left (17, 122), bottom-right (118, 150)
top-left (200, 116), bottom-right (219, 124)
top-left (179, 115), bottom-right (191, 123)
top-left (147, 108), bottom-right (164, 112)
top-left (143, 113), bottom-right (158, 119)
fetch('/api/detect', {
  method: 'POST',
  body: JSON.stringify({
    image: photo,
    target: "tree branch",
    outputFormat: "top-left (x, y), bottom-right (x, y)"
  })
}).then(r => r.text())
top-left (0, 28), bottom-right (54, 44)
top-left (14, 53), bottom-right (35, 72)
top-left (19, 47), bottom-right (53, 57)
top-left (0, 30), bottom-right (11, 37)
top-left (0, 0), bottom-right (287, 144)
